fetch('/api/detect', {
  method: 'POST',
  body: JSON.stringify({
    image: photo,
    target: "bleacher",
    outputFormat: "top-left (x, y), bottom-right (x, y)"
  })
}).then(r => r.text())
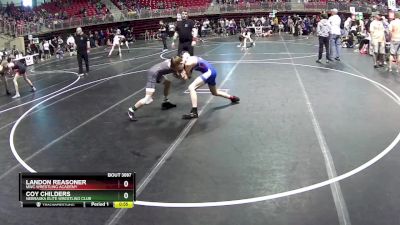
top-left (110, 0), bottom-right (211, 10)
top-left (35, 0), bottom-right (108, 17)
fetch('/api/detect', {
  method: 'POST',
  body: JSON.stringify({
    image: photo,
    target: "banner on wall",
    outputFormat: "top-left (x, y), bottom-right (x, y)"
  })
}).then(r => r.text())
top-left (269, 10), bottom-right (277, 18)
top-left (24, 55), bottom-right (34, 66)
top-left (350, 7), bottom-right (356, 14)
top-left (388, 0), bottom-right (396, 10)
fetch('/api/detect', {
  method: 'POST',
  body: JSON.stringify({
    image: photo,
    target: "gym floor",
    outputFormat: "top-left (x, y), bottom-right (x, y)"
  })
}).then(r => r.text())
top-left (0, 34), bottom-right (399, 225)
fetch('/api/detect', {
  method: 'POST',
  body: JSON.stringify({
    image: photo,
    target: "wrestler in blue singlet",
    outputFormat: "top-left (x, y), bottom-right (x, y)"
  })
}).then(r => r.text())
top-left (192, 57), bottom-right (217, 86)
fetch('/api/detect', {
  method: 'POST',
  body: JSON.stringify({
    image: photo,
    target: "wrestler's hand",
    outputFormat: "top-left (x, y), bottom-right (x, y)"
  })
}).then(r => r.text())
top-left (180, 70), bottom-right (188, 80)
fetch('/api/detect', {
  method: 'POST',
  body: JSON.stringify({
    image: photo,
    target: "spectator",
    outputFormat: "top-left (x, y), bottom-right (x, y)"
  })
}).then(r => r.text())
top-left (159, 20), bottom-right (168, 51)
top-left (316, 13), bottom-right (332, 64)
top-left (74, 27), bottom-right (90, 76)
top-left (370, 12), bottom-right (385, 68)
top-left (389, 12), bottom-right (400, 72)
top-left (172, 10), bottom-right (196, 56)
top-left (67, 34), bottom-right (76, 56)
top-left (328, 8), bottom-right (341, 61)
top-left (43, 40), bottom-right (50, 60)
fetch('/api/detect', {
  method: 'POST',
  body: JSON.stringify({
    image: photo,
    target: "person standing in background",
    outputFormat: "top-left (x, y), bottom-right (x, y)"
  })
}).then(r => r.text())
top-left (388, 12), bottom-right (400, 72)
top-left (172, 11), bottom-right (196, 56)
top-left (89, 31), bottom-right (96, 48)
top-left (281, 15), bottom-right (288, 33)
top-left (39, 40), bottom-right (44, 61)
top-left (49, 37), bottom-right (56, 56)
top-left (57, 36), bottom-right (64, 49)
top-left (312, 15), bottom-right (318, 35)
top-left (159, 20), bottom-right (168, 52)
top-left (94, 31), bottom-right (100, 47)
top-left (0, 57), bottom-right (11, 95)
top-left (328, 8), bottom-right (342, 61)
top-left (273, 17), bottom-right (279, 33)
top-left (316, 14), bottom-right (332, 64)
top-left (43, 40), bottom-right (50, 60)
top-left (74, 27), bottom-right (90, 76)
top-left (370, 12), bottom-right (386, 68)
top-left (344, 17), bottom-right (352, 37)
top-left (99, 30), bottom-right (105, 46)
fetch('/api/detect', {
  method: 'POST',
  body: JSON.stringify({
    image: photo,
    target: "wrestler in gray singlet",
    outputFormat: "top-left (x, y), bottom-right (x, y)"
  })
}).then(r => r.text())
top-left (146, 60), bottom-right (174, 89)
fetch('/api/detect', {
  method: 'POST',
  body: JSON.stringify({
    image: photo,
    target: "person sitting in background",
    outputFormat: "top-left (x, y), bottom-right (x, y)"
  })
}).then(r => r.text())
top-left (358, 31), bottom-right (370, 55)
top-left (26, 45), bottom-right (33, 55)
top-left (342, 20), bottom-right (358, 48)
top-left (151, 30), bottom-right (157, 40)
top-left (57, 36), bottom-right (64, 49)
top-left (261, 30), bottom-right (273, 37)
top-left (67, 34), bottom-right (76, 56)
top-left (278, 22), bottom-right (284, 33)
top-left (55, 45), bottom-right (64, 60)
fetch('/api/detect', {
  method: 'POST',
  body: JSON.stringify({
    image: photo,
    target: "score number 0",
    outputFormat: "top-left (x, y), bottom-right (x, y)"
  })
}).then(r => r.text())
top-left (114, 179), bottom-right (134, 208)
top-left (123, 180), bottom-right (129, 199)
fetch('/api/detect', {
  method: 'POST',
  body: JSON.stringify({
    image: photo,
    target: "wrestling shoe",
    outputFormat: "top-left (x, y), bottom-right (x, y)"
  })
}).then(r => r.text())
top-left (128, 107), bottom-right (137, 121)
top-left (230, 96), bottom-right (240, 104)
top-left (182, 112), bottom-right (198, 120)
top-left (31, 87), bottom-right (36, 92)
top-left (161, 101), bottom-right (177, 110)
top-left (5, 90), bottom-right (11, 95)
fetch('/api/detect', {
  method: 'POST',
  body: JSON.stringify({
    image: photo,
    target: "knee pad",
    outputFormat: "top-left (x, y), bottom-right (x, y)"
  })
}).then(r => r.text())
top-left (144, 96), bottom-right (153, 105)
top-left (139, 94), bottom-right (154, 105)
top-left (188, 84), bottom-right (196, 92)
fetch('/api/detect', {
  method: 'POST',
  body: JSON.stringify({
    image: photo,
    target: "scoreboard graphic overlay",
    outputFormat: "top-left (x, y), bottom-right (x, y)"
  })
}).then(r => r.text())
top-left (19, 172), bottom-right (136, 208)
